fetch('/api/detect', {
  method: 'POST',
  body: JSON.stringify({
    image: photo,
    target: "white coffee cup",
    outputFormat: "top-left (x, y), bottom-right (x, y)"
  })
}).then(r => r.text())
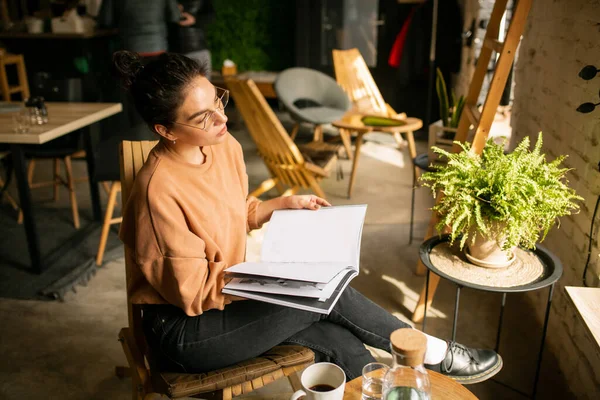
top-left (290, 362), bottom-right (346, 400)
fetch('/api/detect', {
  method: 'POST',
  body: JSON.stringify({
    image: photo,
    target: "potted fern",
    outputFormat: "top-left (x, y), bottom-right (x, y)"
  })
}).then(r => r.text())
top-left (421, 133), bottom-right (582, 268)
top-left (428, 68), bottom-right (466, 162)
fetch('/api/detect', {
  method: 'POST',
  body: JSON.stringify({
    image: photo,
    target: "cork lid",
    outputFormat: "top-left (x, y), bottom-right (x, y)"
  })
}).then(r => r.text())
top-left (390, 328), bottom-right (427, 367)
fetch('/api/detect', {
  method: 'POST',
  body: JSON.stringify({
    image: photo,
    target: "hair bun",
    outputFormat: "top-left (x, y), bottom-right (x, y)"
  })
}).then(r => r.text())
top-left (112, 51), bottom-right (144, 89)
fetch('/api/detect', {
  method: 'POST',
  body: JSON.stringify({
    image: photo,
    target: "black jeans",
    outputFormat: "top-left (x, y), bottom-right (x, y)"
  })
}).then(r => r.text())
top-left (142, 287), bottom-right (411, 380)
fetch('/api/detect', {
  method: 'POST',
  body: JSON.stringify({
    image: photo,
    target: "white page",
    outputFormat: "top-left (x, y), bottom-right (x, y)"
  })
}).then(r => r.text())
top-left (260, 205), bottom-right (367, 266)
top-left (224, 269), bottom-right (348, 299)
top-left (226, 261), bottom-right (350, 283)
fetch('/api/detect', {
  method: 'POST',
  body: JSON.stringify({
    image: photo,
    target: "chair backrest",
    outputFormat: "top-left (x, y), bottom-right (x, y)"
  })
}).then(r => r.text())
top-left (227, 78), bottom-right (316, 190)
top-left (275, 67), bottom-right (351, 110)
top-left (119, 140), bottom-right (158, 340)
top-left (332, 48), bottom-right (389, 116)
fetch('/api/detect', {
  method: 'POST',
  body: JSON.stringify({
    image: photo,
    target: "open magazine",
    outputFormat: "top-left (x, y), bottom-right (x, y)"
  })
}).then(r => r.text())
top-left (223, 205), bottom-right (367, 314)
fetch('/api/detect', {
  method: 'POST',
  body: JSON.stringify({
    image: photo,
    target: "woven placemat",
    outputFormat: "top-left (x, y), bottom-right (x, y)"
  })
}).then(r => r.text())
top-left (430, 243), bottom-right (544, 288)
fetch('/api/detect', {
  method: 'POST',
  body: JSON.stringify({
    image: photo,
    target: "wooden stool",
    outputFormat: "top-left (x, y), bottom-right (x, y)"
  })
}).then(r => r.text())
top-left (0, 53), bottom-right (30, 101)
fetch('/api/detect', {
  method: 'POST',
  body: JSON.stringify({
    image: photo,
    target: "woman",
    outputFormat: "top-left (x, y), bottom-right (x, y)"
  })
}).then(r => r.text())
top-left (116, 51), bottom-right (502, 383)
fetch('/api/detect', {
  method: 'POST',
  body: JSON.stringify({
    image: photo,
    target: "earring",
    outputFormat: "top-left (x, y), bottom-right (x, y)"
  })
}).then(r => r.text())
top-left (172, 140), bottom-right (176, 144)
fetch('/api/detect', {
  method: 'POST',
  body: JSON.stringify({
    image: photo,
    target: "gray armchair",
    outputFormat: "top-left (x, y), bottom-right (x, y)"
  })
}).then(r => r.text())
top-left (275, 67), bottom-right (351, 142)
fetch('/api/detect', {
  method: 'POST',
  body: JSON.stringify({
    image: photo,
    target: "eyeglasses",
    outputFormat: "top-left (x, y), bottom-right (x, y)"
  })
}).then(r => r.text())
top-left (173, 86), bottom-right (229, 131)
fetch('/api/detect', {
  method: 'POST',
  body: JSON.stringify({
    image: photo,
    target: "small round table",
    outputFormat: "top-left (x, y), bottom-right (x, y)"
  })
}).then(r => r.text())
top-left (343, 369), bottom-right (477, 399)
top-left (332, 114), bottom-right (423, 199)
top-left (419, 235), bottom-right (563, 399)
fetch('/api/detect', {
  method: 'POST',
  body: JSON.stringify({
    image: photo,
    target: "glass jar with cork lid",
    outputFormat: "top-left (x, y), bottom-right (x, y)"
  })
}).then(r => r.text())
top-left (382, 328), bottom-right (431, 400)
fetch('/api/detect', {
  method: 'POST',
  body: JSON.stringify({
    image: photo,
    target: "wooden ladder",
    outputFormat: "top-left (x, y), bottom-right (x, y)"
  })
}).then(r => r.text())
top-left (412, 0), bottom-right (533, 322)
top-left (0, 54), bottom-right (30, 101)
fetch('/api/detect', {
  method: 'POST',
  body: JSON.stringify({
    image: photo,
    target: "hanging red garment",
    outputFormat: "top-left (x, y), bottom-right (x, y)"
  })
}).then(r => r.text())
top-left (388, 7), bottom-right (417, 68)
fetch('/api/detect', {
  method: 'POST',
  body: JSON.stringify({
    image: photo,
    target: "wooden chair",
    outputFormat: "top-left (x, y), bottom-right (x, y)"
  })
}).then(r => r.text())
top-left (0, 53), bottom-right (29, 101)
top-left (332, 48), bottom-right (419, 177)
top-left (117, 140), bottom-right (314, 400)
top-left (227, 78), bottom-right (340, 200)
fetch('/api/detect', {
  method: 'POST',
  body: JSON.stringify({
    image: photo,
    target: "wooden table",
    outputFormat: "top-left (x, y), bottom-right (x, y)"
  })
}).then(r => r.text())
top-left (343, 370), bottom-right (477, 399)
top-left (565, 286), bottom-right (600, 350)
top-left (0, 102), bottom-right (122, 273)
top-left (332, 113), bottom-right (423, 198)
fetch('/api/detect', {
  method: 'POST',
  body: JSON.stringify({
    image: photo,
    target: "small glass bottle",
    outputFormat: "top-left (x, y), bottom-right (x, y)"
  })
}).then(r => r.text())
top-left (382, 328), bottom-right (432, 400)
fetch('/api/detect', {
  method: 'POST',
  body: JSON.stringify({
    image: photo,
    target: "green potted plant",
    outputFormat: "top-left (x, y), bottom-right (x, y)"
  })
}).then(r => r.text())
top-left (428, 68), bottom-right (466, 162)
top-left (421, 133), bottom-right (582, 268)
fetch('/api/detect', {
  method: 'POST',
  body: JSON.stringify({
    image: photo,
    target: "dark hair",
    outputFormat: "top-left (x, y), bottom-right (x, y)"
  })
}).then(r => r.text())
top-left (112, 51), bottom-right (209, 132)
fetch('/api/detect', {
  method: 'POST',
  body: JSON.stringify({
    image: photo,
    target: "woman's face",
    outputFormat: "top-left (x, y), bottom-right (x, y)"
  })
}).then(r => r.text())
top-left (165, 75), bottom-right (229, 146)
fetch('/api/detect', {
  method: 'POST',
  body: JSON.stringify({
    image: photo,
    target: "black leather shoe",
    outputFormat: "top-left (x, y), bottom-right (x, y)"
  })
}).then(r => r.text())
top-left (425, 341), bottom-right (503, 384)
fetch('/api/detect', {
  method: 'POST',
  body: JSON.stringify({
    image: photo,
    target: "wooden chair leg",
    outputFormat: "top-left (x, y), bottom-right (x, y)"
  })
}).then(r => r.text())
top-left (0, 176), bottom-right (23, 224)
top-left (307, 175), bottom-right (327, 199)
top-left (281, 186), bottom-right (300, 197)
top-left (0, 59), bottom-right (11, 101)
top-left (313, 124), bottom-right (323, 142)
top-left (393, 132), bottom-right (407, 149)
top-left (96, 181), bottom-right (121, 266)
top-left (27, 159), bottom-right (35, 185)
top-left (412, 272), bottom-right (441, 323)
top-left (63, 156), bottom-right (80, 229)
top-left (404, 131), bottom-right (419, 180)
top-left (102, 181), bottom-right (111, 195)
top-left (290, 123), bottom-right (300, 140)
top-left (249, 178), bottom-right (279, 198)
top-left (339, 129), bottom-right (353, 161)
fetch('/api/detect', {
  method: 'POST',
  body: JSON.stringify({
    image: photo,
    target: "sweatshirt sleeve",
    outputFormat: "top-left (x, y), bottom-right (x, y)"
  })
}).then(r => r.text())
top-left (235, 139), bottom-right (263, 232)
top-left (130, 186), bottom-right (229, 316)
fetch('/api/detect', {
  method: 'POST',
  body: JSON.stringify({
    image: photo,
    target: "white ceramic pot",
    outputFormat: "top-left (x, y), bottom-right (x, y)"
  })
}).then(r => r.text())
top-left (465, 231), bottom-right (516, 269)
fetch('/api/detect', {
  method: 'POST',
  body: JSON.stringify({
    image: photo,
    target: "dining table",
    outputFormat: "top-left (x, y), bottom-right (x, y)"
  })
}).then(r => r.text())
top-left (0, 102), bottom-right (122, 273)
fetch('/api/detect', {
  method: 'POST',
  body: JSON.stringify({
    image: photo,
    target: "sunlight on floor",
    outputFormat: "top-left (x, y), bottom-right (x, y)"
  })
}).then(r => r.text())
top-left (381, 274), bottom-right (447, 320)
top-left (359, 141), bottom-right (405, 168)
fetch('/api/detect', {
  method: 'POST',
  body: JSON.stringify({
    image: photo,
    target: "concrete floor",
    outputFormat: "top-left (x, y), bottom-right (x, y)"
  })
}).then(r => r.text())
top-left (0, 109), bottom-right (575, 399)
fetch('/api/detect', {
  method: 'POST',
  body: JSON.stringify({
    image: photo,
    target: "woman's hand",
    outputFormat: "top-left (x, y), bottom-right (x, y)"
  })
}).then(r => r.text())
top-left (253, 195), bottom-right (332, 229)
top-left (283, 195), bottom-right (331, 211)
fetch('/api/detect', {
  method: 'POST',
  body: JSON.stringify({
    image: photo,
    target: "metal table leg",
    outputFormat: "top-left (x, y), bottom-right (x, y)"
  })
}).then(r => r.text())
top-left (82, 127), bottom-right (102, 221)
top-left (452, 285), bottom-right (462, 342)
top-left (423, 269), bottom-right (430, 333)
top-left (10, 144), bottom-right (43, 273)
top-left (495, 292), bottom-right (507, 352)
top-left (532, 283), bottom-right (555, 399)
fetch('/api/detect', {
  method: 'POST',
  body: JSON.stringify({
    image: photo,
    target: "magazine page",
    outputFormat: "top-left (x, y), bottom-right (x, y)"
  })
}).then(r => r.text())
top-left (223, 270), bottom-right (358, 314)
top-left (225, 261), bottom-right (350, 283)
top-left (260, 205), bottom-right (367, 267)
top-left (224, 269), bottom-right (349, 299)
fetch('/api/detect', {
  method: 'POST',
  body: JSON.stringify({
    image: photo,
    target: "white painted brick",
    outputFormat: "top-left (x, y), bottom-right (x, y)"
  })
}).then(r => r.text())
top-left (511, 1), bottom-right (600, 397)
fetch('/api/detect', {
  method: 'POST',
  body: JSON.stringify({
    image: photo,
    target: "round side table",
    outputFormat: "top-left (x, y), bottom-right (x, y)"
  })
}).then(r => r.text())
top-left (419, 235), bottom-right (563, 399)
top-left (332, 114), bottom-right (422, 199)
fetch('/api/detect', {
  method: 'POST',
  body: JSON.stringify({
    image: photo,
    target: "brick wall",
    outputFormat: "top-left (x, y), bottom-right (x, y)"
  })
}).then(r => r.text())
top-left (511, 0), bottom-right (600, 397)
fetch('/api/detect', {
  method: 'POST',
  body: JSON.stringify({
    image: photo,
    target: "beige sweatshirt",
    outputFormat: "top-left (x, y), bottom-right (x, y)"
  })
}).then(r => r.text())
top-left (119, 134), bottom-right (262, 316)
